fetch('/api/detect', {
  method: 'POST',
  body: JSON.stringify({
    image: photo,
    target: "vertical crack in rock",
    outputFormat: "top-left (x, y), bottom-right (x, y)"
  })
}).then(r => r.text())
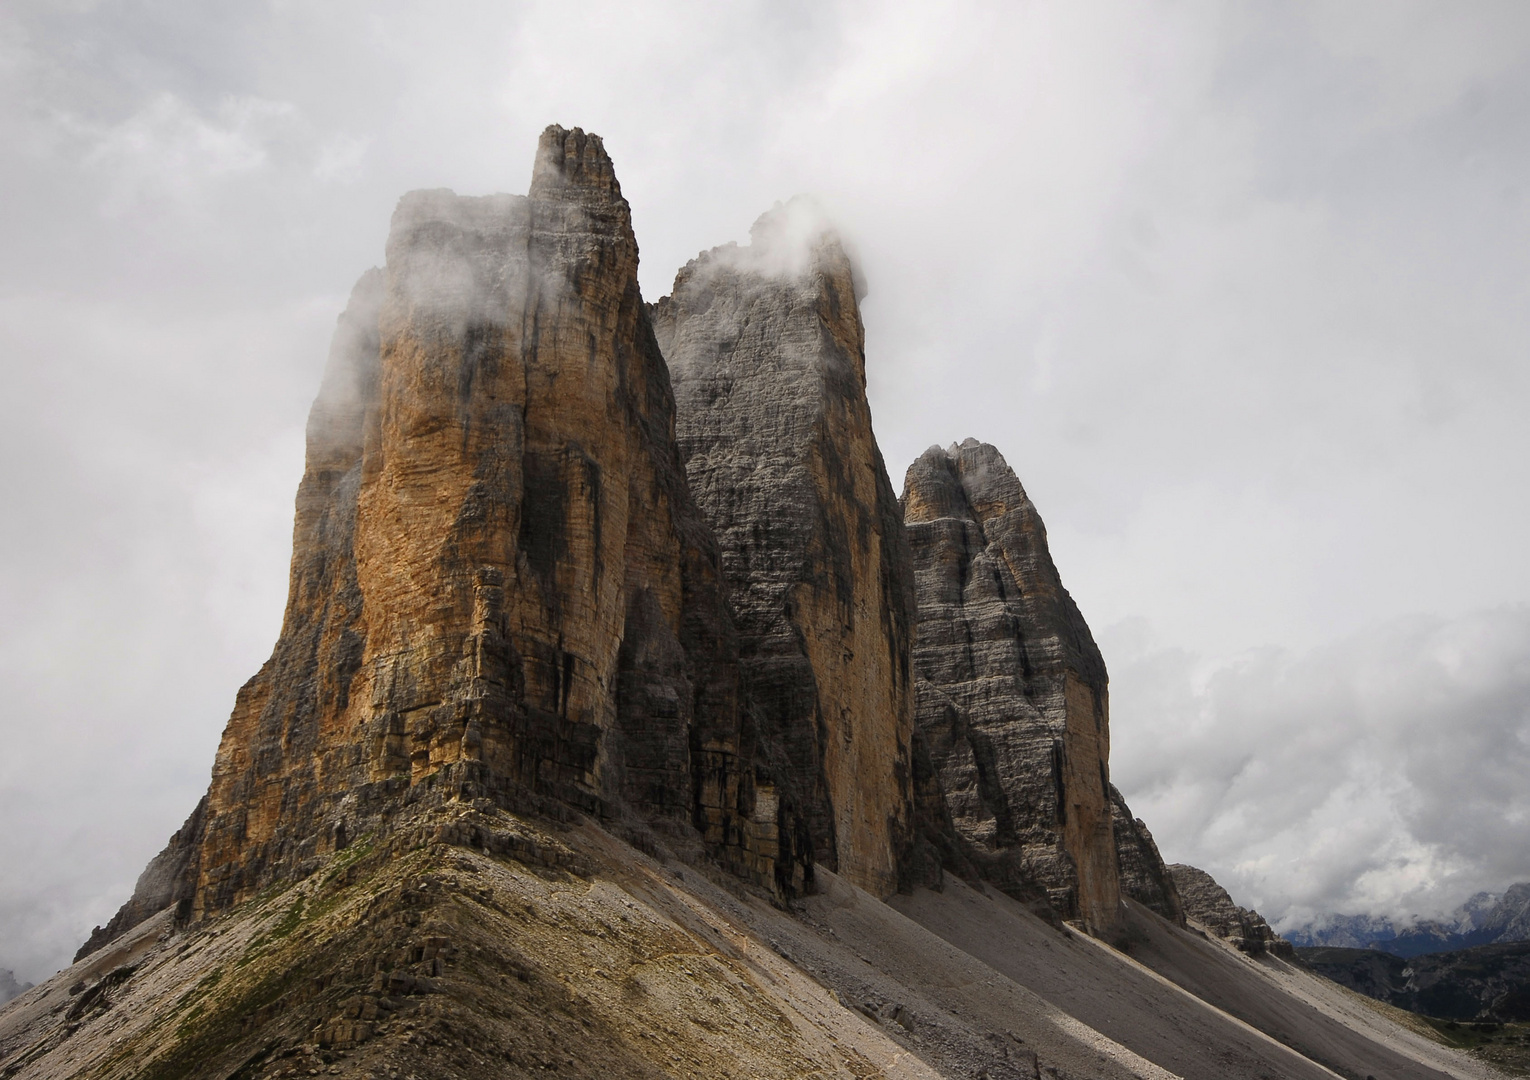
top-left (902, 439), bottom-right (1127, 931)
top-left (653, 198), bottom-right (916, 899)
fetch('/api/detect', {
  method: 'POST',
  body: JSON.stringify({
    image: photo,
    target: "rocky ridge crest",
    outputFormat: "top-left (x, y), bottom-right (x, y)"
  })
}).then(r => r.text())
top-left (1169, 863), bottom-right (1293, 958)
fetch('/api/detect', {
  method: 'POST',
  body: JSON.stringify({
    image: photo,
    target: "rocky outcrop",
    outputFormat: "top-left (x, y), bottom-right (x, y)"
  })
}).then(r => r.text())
top-left (91, 127), bottom-right (770, 947)
top-left (1109, 785), bottom-right (1184, 927)
top-left (1169, 864), bottom-right (1293, 958)
top-left (0, 970), bottom-right (31, 1007)
top-left (87, 128), bottom-right (1150, 964)
top-left (901, 440), bottom-right (1121, 931)
top-left (652, 199), bottom-right (916, 898)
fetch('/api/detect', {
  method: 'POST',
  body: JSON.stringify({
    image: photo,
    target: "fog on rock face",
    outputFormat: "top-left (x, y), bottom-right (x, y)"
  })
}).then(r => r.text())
top-left (655, 200), bottom-right (914, 900)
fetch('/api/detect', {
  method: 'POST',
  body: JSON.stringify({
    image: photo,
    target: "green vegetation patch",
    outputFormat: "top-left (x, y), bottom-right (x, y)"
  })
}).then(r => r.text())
top-left (1421, 1018), bottom-right (1530, 1076)
top-left (321, 833), bottom-right (377, 888)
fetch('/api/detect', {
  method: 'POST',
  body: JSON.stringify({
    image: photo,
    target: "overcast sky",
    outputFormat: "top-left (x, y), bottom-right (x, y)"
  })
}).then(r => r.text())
top-left (2, 1), bottom-right (1528, 981)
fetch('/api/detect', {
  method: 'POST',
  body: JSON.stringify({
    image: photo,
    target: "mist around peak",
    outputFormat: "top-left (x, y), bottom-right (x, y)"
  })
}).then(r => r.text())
top-left (667, 195), bottom-right (866, 300)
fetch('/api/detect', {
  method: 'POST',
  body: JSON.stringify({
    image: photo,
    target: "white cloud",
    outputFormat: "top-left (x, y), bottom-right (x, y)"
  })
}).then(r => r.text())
top-left (313, 133), bottom-right (369, 183)
top-left (1108, 606), bottom-right (1530, 926)
top-left (79, 93), bottom-right (294, 212)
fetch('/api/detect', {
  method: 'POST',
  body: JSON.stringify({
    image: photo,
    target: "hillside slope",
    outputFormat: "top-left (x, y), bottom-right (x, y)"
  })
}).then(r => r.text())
top-left (3, 814), bottom-right (1499, 1080)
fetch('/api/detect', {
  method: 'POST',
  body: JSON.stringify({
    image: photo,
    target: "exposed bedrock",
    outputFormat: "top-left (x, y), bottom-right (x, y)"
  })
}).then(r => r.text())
top-left (1169, 864), bottom-right (1293, 958)
top-left (1109, 784), bottom-right (1185, 926)
top-left (90, 126), bottom-right (771, 946)
top-left (901, 439), bottom-right (1126, 931)
top-left (653, 200), bottom-right (917, 898)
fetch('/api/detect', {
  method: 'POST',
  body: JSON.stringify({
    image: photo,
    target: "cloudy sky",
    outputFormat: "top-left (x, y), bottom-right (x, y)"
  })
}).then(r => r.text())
top-left (2, 1), bottom-right (1528, 980)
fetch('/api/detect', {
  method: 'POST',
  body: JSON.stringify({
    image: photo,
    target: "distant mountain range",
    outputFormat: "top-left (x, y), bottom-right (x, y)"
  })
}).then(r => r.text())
top-left (1297, 941), bottom-right (1530, 1022)
top-left (1286, 883), bottom-right (1530, 958)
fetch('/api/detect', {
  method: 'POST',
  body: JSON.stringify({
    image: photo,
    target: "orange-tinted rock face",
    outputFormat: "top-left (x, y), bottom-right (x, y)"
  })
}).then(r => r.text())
top-left (109, 127), bottom-right (765, 924)
top-left (902, 440), bottom-right (1121, 930)
top-left (652, 202), bottom-right (917, 898)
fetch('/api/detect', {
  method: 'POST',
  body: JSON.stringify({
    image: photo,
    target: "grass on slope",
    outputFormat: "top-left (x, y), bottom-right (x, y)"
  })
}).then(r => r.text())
top-left (1420, 1018), bottom-right (1530, 1076)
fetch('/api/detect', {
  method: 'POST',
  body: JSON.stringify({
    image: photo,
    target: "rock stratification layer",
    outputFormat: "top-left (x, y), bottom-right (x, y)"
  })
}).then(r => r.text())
top-left (901, 440), bottom-right (1122, 930)
top-left (652, 201), bottom-right (916, 898)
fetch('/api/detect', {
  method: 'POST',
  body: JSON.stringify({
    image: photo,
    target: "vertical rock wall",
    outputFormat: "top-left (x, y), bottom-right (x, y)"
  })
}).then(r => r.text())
top-left (901, 440), bottom-right (1121, 930)
top-left (653, 201), bottom-right (916, 898)
top-left (94, 127), bottom-right (767, 932)
top-left (195, 265), bottom-right (386, 913)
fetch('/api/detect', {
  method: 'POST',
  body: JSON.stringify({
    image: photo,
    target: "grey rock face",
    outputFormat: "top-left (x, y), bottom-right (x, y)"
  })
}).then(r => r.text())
top-left (0, 970), bottom-right (32, 1007)
top-left (1109, 785), bottom-right (1185, 926)
top-left (901, 440), bottom-right (1121, 930)
top-left (1169, 864), bottom-right (1293, 958)
top-left (655, 199), bottom-right (916, 898)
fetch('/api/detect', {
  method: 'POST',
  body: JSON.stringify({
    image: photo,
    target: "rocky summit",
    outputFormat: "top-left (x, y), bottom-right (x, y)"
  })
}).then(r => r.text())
top-left (0, 127), bottom-right (1491, 1080)
top-left (901, 441), bottom-right (1130, 933)
top-left (654, 199), bottom-right (915, 900)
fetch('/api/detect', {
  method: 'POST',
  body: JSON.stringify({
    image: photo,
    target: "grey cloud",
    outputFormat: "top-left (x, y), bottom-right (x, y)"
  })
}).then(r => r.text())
top-left (1107, 606), bottom-right (1530, 927)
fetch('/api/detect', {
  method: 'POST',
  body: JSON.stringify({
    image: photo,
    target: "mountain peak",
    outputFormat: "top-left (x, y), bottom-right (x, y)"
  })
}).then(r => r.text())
top-left (529, 124), bottom-right (622, 203)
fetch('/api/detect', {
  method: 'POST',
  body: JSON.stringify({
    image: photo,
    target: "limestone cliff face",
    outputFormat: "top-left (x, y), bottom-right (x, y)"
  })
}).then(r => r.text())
top-left (901, 440), bottom-right (1120, 930)
top-left (1109, 785), bottom-right (1184, 926)
top-left (652, 201), bottom-right (916, 898)
top-left (93, 127), bottom-right (765, 941)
